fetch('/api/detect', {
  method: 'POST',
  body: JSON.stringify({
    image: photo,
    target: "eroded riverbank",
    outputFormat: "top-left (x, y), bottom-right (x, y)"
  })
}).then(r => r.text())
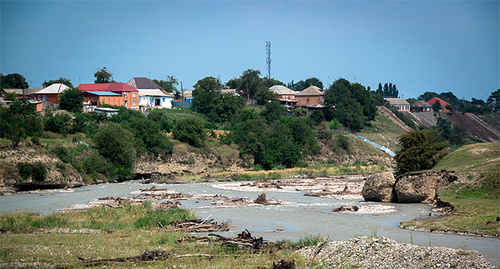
top-left (1, 178), bottom-right (499, 266)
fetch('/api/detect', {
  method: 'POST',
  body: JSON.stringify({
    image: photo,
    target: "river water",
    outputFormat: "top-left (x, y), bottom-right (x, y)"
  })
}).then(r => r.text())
top-left (1, 181), bottom-right (499, 266)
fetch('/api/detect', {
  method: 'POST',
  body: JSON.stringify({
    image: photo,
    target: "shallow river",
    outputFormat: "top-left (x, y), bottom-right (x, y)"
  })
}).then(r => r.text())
top-left (1, 181), bottom-right (498, 266)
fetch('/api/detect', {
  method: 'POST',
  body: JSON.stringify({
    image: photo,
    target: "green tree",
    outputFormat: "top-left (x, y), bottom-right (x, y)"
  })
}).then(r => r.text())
top-left (418, 91), bottom-right (439, 101)
top-left (260, 100), bottom-right (286, 124)
top-left (192, 76), bottom-right (243, 122)
top-left (227, 69), bottom-right (263, 98)
top-left (172, 117), bottom-right (207, 147)
top-left (324, 78), bottom-right (376, 131)
top-left (93, 123), bottom-right (136, 178)
top-left (43, 77), bottom-right (73, 88)
top-left (395, 129), bottom-right (448, 175)
top-left (254, 86), bottom-right (277, 103)
top-left (44, 113), bottom-right (72, 135)
top-left (59, 87), bottom-right (84, 113)
top-left (0, 73), bottom-right (29, 89)
top-left (94, 67), bottom-right (113, 83)
top-left (127, 118), bottom-right (173, 156)
top-left (4, 92), bottom-right (17, 101)
top-left (432, 100), bottom-right (442, 113)
top-left (152, 75), bottom-right (178, 93)
top-left (487, 89), bottom-right (500, 112)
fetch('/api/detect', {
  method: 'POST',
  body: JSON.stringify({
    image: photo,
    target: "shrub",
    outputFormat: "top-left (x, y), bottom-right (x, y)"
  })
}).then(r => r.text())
top-left (395, 129), bottom-right (448, 175)
top-left (52, 145), bottom-right (71, 163)
top-left (17, 162), bottom-right (47, 182)
top-left (172, 117), bottom-right (207, 147)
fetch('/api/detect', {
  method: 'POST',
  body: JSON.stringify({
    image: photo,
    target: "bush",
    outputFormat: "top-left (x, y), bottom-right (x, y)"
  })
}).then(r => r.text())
top-left (52, 146), bottom-right (71, 163)
top-left (395, 129), bottom-right (448, 175)
top-left (93, 123), bottom-right (136, 174)
top-left (17, 162), bottom-right (47, 182)
top-left (172, 117), bottom-right (207, 147)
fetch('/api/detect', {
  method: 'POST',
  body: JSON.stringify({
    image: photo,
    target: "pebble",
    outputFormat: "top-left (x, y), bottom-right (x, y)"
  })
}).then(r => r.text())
top-left (298, 236), bottom-right (495, 268)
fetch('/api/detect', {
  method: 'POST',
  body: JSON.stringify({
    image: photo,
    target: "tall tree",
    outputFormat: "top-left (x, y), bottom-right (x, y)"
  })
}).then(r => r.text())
top-left (152, 75), bottom-right (178, 93)
top-left (1, 73), bottom-right (29, 89)
top-left (395, 129), bottom-right (448, 175)
top-left (43, 77), bottom-right (73, 88)
top-left (59, 87), bottom-right (84, 113)
top-left (94, 67), bottom-right (113, 83)
top-left (418, 91), bottom-right (439, 101)
top-left (324, 78), bottom-right (376, 131)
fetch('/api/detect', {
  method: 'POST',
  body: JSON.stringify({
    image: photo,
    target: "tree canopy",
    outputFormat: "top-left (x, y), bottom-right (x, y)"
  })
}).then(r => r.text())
top-left (373, 83), bottom-right (398, 98)
top-left (1, 73), bottom-right (29, 89)
top-left (323, 78), bottom-right (377, 131)
top-left (289, 77), bottom-right (324, 92)
top-left (395, 128), bottom-right (448, 175)
top-left (43, 77), bottom-right (73, 88)
top-left (59, 87), bottom-right (84, 113)
top-left (94, 67), bottom-right (113, 83)
top-left (153, 75), bottom-right (178, 93)
top-left (192, 76), bottom-right (244, 122)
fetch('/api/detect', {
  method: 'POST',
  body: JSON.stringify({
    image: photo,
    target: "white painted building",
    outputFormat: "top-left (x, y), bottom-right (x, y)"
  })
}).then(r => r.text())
top-left (138, 89), bottom-right (174, 109)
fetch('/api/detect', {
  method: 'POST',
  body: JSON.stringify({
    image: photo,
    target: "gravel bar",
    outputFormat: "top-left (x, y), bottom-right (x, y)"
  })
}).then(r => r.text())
top-left (299, 236), bottom-right (496, 268)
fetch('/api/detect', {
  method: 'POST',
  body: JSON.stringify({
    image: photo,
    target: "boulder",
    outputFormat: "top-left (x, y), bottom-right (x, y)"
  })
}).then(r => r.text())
top-left (333, 205), bottom-right (359, 212)
top-left (393, 170), bottom-right (457, 204)
top-left (362, 172), bottom-right (396, 203)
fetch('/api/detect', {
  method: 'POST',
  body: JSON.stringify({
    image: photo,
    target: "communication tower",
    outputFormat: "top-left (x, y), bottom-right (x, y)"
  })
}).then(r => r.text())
top-left (266, 41), bottom-right (271, 78)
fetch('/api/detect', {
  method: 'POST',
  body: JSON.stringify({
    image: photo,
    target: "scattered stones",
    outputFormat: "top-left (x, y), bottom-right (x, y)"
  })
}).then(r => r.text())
top-left (298, 236), bottom-right (493, 268)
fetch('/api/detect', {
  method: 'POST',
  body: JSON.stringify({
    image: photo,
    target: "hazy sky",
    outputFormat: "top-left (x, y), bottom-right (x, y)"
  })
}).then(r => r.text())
top-left (1, 1), bottom-right (498, 100)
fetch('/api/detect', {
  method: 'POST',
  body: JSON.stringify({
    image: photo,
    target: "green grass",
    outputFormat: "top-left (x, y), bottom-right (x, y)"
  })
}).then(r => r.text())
top-left (400, 142), bottom-right (500, 237)
top-left (358, 113), bottom-right (408, 152)
top-left (0, 202), bottom-right (196, 232)
top-left (0, 203), bottom-right (310, 268)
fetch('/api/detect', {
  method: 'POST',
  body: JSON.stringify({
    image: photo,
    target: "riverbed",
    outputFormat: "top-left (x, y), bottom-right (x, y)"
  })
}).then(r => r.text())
top-left (0, 180), bottom-right (498, 266)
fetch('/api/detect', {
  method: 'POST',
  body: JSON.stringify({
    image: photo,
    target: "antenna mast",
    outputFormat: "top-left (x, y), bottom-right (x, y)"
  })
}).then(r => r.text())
top-left (266, 41), bottom-right (271, 78)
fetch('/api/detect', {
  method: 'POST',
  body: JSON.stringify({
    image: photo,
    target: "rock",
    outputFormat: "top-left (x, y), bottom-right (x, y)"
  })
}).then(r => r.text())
top-left (362, 172), bottom-right (396, 203)
top-left (394, 170), bottom-right (457, 204)
top-left (255, 193), bottom-right (267, 204)
top-left (333, 205), bottom-right (359, 212)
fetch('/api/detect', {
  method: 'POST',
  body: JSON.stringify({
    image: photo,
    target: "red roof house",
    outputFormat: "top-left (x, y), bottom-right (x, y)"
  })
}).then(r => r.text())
top-left (426, 97), bottom-right (452, 113)
top-left (77, 83), bottom-right (139, 109)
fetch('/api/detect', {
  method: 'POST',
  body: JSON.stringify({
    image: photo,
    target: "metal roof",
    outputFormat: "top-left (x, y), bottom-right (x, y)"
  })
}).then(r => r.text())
top-left (35, 83), bottom-right (70, 94)
top-left (86, 91), bottom-right (121, 96)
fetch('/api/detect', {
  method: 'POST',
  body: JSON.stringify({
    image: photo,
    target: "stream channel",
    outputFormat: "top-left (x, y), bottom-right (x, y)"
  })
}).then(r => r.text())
top-left (1, 180), bottom-right (499, 266)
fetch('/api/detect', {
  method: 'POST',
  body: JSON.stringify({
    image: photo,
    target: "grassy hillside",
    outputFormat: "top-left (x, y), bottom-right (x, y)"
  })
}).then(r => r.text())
top-left (357, 113), bottom-right (408, 152)
top-left (401, 142), bottom-right (500, 237)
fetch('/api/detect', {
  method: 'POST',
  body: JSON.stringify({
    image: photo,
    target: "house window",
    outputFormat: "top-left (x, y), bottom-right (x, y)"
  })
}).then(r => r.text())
top-left (43, 95), bottom-right (46, 101)
top-left (133, 92), bottom-right (136, 97)
top-left (133, 100), bottom-right (136, 106)
top-left (124, 92), bottom-right (127, 97)
top-left (38, 95), bottom-right (41, 100)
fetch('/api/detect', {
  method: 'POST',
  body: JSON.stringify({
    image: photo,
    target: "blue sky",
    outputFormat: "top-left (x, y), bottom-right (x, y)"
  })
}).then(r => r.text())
top-left (1, 1), bottom-right (498, 100)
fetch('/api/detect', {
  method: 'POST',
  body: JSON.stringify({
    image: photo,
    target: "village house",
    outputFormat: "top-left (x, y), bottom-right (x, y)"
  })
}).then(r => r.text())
top-left (3, 88), bottom-right (41, 100)
top-left (427, 97), bottom-right (452, 113)
top-left (126, 77), bottom-right (174, 110)
top-left (384, 98), bottom-right (410, 111)
top-left (295, 85), bottom-right (324, 108)
top-left (77, 83), bottom-right (139, 110)
top-left (32, 83), bottom-right (70, 104)
top-left (412, 100), bottom-right (432, 112)
top-left (269, 85), bottom-right (297, 108)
